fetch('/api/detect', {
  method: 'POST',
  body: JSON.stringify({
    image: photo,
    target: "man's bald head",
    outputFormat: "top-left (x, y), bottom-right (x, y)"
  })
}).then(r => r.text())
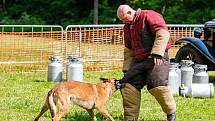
top-left (117, 5), bottom-right (136, 23)
top-left (117, 5), bottom-right (130, 18)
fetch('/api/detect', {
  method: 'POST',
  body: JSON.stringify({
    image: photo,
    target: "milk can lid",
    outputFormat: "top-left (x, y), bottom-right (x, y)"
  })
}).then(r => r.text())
top-left (194, 64), bottom-right (207, 67)
top-left (170, 62), bottom-right (179, 68)
top-left (180, 60), bottom-right (194, 66)
top-left (67, 55), bottom-right (81, 62)
top-left (194, 64), bottom-right (207, 70)
top-left (49, 56), bottom-right (62, 62)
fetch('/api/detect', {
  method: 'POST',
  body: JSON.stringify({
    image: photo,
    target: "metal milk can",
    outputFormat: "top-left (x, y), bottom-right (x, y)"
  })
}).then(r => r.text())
top-left (47, 56), bottom-right (62, 82)
top-left (193, 64), bottom-right (209, 83)
top-left (171, 62), bottom-right (181, 86)
top-left (180, 60), bottom-right (194, 87)
top-left (168, 63), bottom-right (180, 94)
top-left (66, 56), bottom-right (83, 81)
top-left (179, 83), bottom-right (214, 98)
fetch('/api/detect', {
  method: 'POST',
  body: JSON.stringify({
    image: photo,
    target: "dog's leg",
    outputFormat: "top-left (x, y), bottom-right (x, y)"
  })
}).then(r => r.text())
top-left (34, 102), bottom-right (49, 121)
top-left (96, 106), bottom-right (115, 121)
top-left (48, 92), bottom-right (57, 120)
top-left (53, 104), bottom-right (69, 121)
top-left (86, 109), bottom-right (97, 121)
top-left (53, 96), bottom-right (69, 121)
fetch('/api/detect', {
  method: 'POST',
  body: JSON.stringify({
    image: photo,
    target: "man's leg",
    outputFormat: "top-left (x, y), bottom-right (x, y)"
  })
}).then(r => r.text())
top-left (147, 54), bottom-right (176, 121)
top-left (148, 86), bottom-right (176, 121)
top-left (121, 83), bottom-right (141, 121)
top-left (121, 69), bottom-right (147, 121)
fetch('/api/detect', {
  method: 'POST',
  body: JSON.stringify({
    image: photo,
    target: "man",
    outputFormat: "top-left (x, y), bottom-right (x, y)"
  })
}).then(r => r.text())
top-left (117, 5), bottom-right (176, 121)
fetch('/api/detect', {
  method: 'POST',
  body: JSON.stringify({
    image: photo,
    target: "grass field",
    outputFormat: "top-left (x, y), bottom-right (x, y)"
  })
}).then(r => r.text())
top-left (0, 70), bottom-right (215, 121)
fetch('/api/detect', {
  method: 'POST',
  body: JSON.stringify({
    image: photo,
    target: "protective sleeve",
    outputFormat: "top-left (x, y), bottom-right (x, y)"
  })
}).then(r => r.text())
top-left (144, 11), bottom-right (170, 56)
top-left (151, 30), bottom-right (170, 56)
top-left (122, 47), bottom-right (134, 71)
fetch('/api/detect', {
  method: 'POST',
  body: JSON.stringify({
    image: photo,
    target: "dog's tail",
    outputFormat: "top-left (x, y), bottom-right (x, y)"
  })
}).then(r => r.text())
top-left (48, 90), bottom-right (57, 117)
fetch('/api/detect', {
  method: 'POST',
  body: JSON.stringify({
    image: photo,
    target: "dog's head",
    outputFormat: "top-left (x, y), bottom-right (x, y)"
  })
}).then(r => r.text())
top-left (99, 78), bottom-right (121, 93)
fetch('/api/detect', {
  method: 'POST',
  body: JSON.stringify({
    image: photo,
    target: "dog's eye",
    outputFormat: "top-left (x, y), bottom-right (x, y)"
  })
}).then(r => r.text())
top-left (100, 78), bottom-right (109, 81)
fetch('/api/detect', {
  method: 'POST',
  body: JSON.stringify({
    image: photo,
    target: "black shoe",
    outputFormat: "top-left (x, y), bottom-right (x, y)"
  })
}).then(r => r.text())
top-left (167, 113), bottom-right (176, 121)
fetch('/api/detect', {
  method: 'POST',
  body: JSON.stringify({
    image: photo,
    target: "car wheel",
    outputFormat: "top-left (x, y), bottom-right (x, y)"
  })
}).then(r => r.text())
top-left (175, 44), bottom-right (207, 64)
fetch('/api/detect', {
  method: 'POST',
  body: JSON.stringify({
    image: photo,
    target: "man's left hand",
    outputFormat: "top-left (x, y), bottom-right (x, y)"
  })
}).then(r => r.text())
top-left (151, 54), bottom-right (163, 65)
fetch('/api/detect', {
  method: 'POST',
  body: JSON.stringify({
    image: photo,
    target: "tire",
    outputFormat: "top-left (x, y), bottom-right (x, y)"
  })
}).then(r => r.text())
top-left (175, 44), bottom-right (207, 64)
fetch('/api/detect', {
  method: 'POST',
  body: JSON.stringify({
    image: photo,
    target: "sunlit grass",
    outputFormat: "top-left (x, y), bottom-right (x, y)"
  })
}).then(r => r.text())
top-left (0, 71), bottom-right (214, 121)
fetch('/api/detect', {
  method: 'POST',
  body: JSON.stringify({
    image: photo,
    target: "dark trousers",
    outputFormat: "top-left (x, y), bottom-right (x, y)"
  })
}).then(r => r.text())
top-left (122, 52), bottom-right (169, 90)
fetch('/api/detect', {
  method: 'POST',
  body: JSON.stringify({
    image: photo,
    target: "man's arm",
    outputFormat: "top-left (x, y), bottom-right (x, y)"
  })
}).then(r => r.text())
top-left (123, 47), bottom-right (134, 73)
top-left (146, 11), bottom-right (170, 65)
top-left (123, 24), bottom-right (133, 72)
top-left (151, 29), bottom-right (170, 57)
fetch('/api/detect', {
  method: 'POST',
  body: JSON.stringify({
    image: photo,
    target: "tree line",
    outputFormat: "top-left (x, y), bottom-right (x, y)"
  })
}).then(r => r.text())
top-left (0, 0), bottom-right (214, 27)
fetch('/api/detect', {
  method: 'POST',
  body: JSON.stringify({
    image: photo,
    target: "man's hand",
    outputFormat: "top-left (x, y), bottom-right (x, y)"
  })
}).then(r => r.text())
top-left (151, 54), bottom-right (163, 65)
top-left (154, 57), bottom-right (163, 65)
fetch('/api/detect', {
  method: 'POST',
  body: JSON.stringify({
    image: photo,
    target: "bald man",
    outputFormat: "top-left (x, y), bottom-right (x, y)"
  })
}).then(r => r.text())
top-left (117, 5), bottom-right (176, 121)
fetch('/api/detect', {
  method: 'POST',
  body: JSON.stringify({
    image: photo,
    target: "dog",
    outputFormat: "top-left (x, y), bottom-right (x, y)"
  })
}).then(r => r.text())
top-left (34, 78), bottom-right (120, 121)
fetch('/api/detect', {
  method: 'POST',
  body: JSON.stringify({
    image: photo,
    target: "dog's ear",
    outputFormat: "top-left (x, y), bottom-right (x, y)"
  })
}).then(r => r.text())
top-left (99, 78), bottom-right (109, 82)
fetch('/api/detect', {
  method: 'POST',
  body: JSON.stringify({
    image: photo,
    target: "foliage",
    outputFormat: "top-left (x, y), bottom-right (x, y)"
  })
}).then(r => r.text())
top-left (0, 0), bottom-right (215, 25)
top-left (0, 11), bottom-right (46, 25)
top-left (0, 71), bottom-right (215, 121)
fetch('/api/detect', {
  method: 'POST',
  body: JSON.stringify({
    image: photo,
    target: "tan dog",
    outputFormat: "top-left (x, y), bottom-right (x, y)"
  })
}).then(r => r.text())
top-left (34, 78), bottom-right (119, 121)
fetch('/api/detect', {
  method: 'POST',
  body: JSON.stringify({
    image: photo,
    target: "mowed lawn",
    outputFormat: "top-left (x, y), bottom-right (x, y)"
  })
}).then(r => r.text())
top-left (0, 70), bottom-right (215, 121)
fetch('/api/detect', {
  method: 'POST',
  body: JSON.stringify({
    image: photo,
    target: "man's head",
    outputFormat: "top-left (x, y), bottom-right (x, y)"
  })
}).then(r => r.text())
top-left (117, 5), bottom-right (136, 24)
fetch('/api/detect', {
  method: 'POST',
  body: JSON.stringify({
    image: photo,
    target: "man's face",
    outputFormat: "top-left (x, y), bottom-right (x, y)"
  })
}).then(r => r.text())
top-left (118, 9), bottom-right (133, 24)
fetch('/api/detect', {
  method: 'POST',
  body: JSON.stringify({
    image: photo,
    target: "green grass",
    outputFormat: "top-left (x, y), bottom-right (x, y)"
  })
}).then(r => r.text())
top-left (0, 71), bottom-right (215, 121)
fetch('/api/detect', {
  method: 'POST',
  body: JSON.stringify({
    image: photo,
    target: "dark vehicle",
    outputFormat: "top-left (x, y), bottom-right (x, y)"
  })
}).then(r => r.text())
top-left (175, 19), bottom-right (215, 71)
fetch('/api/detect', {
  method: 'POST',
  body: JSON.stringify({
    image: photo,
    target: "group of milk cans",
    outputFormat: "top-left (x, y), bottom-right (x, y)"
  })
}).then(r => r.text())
top-left (47, 56), bottom-right (214, 98)
top-left (47, 55), bottom-right (83, 82)
top-left (168, 60), bottom-right (214, 98)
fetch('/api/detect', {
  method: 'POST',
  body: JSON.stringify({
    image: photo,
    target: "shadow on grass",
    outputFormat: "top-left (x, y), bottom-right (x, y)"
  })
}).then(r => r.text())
top-left (34, 79), bottom-right (47, 82)
top-left (61, 110), bottom-right (123, 121)
top-left (209, 76), bottom-right (215, 84)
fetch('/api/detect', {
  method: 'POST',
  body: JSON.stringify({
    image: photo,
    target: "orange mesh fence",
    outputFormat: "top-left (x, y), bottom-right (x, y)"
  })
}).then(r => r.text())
top-left (0, 25), bottom-right (63, 71)
top-left (0, 24), bottom-right (204, 72)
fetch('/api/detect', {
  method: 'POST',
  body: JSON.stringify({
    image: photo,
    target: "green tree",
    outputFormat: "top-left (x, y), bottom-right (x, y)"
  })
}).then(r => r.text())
top-left (0, 0), bottom-right (215, 25)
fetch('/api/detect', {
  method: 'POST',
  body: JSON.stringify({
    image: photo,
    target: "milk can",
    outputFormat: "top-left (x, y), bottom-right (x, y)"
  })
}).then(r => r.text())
top-left (193, 64), bottom-right (209, 83)
top-left (179, 83), bottom-right (214, 98)
top-left (168, 63), bottom-right (180, 94)
top-left (47, 56), bottom-right (62, 82)
top-left (180, 60), bottom-right (194, 87)
top-left (66, 56), bottom-right (83, 81)
top-left (170, 62), bottom-right (181, 85)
